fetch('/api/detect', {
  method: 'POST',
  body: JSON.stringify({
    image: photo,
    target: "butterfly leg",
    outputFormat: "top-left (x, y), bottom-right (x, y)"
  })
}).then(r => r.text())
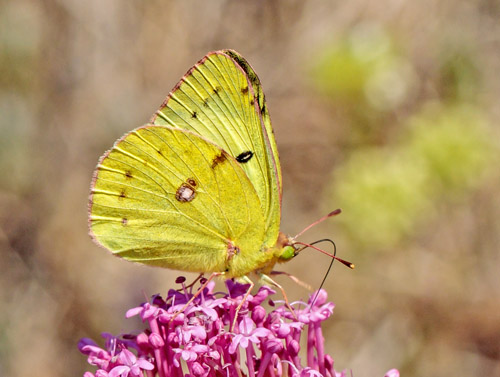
top-left (260, 274), bottom-right (298, 320)
top-left (177, 273), bottom-right (204, 293)
top-left (231, 275), bottom-right (255, 332)
top-left (270, 270), bottom-right (312, 291)
top-left (170, 271), bottom-right (224, 324)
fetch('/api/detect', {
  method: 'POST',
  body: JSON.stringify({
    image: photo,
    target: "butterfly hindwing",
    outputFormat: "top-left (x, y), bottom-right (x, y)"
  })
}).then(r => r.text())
top-left (151, 50), bottom-right (282, 248)
top-left (89, 125), bottom-right (267, 274)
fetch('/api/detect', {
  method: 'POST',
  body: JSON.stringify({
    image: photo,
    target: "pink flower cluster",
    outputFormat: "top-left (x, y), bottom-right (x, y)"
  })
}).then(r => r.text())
top-left (79, 279), bottom-right (399, 377)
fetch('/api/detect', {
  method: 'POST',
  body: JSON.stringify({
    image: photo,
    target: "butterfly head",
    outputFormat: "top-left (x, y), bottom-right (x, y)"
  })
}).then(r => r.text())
top-left (273, 232), bottom-right (300, 262)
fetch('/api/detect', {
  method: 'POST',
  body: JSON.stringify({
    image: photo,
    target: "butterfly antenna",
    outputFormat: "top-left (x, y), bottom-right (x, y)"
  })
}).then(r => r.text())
top-left (294, 240), bottom-right (355, 269)
top-left (293, 209), bottom-right (342, 240)
top-left (308, 238), bottom-right (337, 307)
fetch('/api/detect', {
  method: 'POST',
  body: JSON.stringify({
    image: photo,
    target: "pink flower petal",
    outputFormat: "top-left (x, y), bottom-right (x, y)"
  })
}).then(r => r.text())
top-left (384, 369), bottom-right (400, 377)
top-left (136, 358), bottom-right (154, 370)
top-left (118, 349), bottom-right (137, 365)
top-left (108, 365), bottom-right (129, 377)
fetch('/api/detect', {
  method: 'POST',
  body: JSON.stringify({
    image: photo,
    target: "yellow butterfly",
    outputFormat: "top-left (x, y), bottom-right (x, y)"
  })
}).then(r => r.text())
top-left (89, 50), bottom-right (351, 298)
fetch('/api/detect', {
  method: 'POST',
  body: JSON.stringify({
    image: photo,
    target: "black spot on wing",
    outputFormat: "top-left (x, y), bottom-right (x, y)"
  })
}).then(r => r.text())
top-left (241, 86), bottom-right (249, 95)
top-left (125, 170), bottom-right (133, 179)
top-left (236, 151), bottom-right (254, 163)
top-left (119, 189), bottom-right (126, 198)
top-left (192, 111), bottom-right (197, 119)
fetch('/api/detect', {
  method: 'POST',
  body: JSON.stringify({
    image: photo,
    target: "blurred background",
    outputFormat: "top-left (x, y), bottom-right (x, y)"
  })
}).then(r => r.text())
top-left (1, 0), bottom-right (499, 376)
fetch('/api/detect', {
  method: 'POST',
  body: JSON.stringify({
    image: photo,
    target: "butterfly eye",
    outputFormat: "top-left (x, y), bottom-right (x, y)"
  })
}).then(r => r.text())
top-left (280, 246), bottom-right (296, 261)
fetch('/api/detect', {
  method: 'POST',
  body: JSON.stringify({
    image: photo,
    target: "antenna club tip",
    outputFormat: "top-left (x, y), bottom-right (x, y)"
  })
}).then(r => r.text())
top-left (336, 257), bottom-right (354, 269)
top-left (329, 208), bottom-right (342, 216)
top-left (349, 263), bottom-right (355, 269)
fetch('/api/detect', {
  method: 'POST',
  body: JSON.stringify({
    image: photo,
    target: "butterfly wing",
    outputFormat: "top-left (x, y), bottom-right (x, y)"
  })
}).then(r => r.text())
top-left (151, 50), bottom-right (282, 248)
top-left (89, 125), bottom-right (268, 276)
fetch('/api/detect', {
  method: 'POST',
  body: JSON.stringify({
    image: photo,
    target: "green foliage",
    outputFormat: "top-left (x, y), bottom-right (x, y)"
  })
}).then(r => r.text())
top-left (437, 46), bottom-right (480, 102)
top-left (333, 148), bottom-right (429, 248)
top-left (310, 24), bottom-right (416, 113)
top-left (310, 24), bottom-right (418, 147)
top-left (330, 103), bottom-right (495, 251)
top-left (407, 103), bottom-right (493, 194)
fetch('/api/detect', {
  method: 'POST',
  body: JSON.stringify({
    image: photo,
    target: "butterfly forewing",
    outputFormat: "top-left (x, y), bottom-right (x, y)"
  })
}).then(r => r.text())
top-left (222, 49), bottom-right (283, 196)
top-left (151, 50), bottom-right (281, 248)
